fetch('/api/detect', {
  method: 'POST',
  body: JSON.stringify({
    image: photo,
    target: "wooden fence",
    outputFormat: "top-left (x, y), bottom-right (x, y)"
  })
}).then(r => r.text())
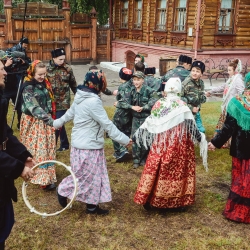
top-left (0, 1), bottom-right (112, 64)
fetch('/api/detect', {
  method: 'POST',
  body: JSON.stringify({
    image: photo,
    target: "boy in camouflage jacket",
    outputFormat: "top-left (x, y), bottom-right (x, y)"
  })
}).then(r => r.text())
top-left (117, 71), bottom-right (159, 168)
top-left (144, 67), bottom-right (161, 92)
top-left (46, 48), bottom-right (77, 151)
top-left (161, 54), bottom-right (192, 91)
top-left (181, 60), bottom-right (206, 132)
top-left (112, 68), bottom-right (133, 162)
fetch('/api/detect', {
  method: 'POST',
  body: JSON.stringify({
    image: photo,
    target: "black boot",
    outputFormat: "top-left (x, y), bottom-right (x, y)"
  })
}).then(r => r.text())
top-left (86, 204), bottom-right (109, 215)
top-left (57, 189), bottom-right (67, 208)
top-left (143, 202), bottom-right (152, 211)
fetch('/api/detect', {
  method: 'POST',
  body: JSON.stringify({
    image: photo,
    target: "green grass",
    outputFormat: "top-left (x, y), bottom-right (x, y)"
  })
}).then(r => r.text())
top-left (5, 101), bottom-right (250, 250)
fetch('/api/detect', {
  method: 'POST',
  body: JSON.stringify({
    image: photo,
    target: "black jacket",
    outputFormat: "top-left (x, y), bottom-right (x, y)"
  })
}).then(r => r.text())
top-left (0, 90), bottom-right (32, 202)
top-left (211, 113), bottom-right (250, 160)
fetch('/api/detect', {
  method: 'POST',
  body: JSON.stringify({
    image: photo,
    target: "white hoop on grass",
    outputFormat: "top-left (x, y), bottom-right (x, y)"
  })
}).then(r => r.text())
top-left (22, 160), bottom-right (78, 217)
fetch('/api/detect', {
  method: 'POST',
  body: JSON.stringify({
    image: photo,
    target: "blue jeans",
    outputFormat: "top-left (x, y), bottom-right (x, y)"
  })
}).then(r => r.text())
top-left (55, 110), bottom-right (69, 149)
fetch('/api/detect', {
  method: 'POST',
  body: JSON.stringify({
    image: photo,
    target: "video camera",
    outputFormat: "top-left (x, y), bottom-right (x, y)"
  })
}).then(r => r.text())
top-left (0, 50), bottom-right (26, 69)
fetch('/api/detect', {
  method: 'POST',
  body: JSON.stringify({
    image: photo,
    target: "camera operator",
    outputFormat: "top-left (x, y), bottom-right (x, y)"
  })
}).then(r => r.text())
top-left (2, 56), bottom-right (22, 130)
top-left (3, 37), bottom-right (31, 130)
top-left (6, 37), bottom-right (30, 65)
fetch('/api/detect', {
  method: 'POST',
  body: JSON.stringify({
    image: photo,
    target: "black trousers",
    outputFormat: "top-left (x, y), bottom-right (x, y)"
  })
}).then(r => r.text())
top-left (0, 241), bottom-right (5, 250)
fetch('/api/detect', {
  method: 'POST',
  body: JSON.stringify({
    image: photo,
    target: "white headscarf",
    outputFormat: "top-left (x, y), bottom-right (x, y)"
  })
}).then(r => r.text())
top-left (163, 77), bottom-right (182, 95)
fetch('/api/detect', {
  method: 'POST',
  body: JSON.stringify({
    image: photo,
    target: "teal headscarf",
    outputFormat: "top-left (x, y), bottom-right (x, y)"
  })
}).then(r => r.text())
top-left (227, 72), bottom-right (250, 130)
top-left (244, 72), bottom-right (250, 89)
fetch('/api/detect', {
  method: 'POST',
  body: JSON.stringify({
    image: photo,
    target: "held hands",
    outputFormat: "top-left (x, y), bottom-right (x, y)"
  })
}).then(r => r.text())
top-left (206, 91), bottom-right (211, 97)
top-left (127, 139), bottom-right (133, 146)
top-left (113, 90), bottom-right (118, 96)
top-left (21, 166), bottom-right (36, 182)
top-left (25, 157), bottom-right (36, 168)
top-left (208, 142), bottom-right (216, 151)
top-left (132, 106), bottom-right (143, 112)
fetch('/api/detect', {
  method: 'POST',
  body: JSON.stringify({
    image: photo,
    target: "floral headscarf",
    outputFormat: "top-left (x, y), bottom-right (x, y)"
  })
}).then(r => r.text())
top-left (77, 70), bottom-right (106, 94)
top-left (24, 60), bottom-right (56, 119)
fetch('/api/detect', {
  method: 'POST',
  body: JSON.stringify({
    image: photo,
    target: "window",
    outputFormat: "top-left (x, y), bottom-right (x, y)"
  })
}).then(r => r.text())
top-left (218, 0), bottom-right (235, 33)
top-left (173, 0), bottom-right (187, 31)
top-left (121, 0), bottom-right (129, 28)
top-left (134, 0), bottom-right (142, 29)
top-left (156, 0), bottom-right (167, 30)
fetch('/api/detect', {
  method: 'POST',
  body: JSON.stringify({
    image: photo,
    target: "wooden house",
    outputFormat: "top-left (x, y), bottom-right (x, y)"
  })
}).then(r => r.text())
top-left (110, 0), bottom-right (250, 74)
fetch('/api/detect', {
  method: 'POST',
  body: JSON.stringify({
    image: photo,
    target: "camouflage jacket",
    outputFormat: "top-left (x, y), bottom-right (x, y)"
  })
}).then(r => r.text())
top-left (161, 66), bottom-right (190, 91)
top-left (115, 79), bottom-right (134, 107)
top-left (144, 75), bottom-right (161, 92)
top-left (21, 80), bottom-right (54, 126)
top-left (117, 84), bottom-right (159, 119)
top-left (46, 60), bottom-right (77, 111)
top-left (181, 76), bottom-right (206, 111)
top-left (113, 80), bottom-right (133, 127)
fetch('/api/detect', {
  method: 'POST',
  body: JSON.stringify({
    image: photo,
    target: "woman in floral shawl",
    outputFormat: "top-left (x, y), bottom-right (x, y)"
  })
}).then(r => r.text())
top-left (20, 60), bottom-right (57, 191)
top-left (134, 77), bottom-right (207, 210)
top-left (208, 72), bottom-right (250, 223)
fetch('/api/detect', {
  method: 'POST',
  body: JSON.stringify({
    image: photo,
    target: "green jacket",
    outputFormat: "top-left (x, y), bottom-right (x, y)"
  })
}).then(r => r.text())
top-left (162, 65), bottom-right (190, 83)
top-left (181, 76), bottom-right (206, 111)
top-left (117, 84), bottom-right (159, 119)
top-left (144, 75), bottom-right (161, 92)
top-left (113, 79), bottom-right (133, 128)
top-left (21, 80), bottom-right (54, 126)
top-left (47, 60), bottom-right (77, 111)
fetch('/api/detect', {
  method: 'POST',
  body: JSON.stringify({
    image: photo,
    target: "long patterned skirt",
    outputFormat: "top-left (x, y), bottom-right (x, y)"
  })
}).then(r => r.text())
top-left (58, 147), bottom-right (112, 205)
top-left (223, 157), bottom-right (250, 223)
top-left (20, 114), bottom-right (56, 186)
top-left (213, 108), bottom-right (231, 148)
top-left (134, 134), bottom-right (196, 208)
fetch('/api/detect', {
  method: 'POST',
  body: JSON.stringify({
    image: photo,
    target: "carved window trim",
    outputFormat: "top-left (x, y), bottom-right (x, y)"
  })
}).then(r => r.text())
top-left (120, 0), bottom-right (129, 29)
top-left (214, 0), bottom-right (239, 47)
top-left (216, 0), bottom-right (237, 34)
top-left (133, 0), bottom-right (143, 30)
top-left (172, 0), bottom-right (189, 32)
top-left (154, 0), bottom-right (168, 31)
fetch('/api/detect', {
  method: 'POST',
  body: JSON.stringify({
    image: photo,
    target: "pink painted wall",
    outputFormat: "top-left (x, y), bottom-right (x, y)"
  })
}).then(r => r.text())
top-left (112, 40), bottom-right (250, 72)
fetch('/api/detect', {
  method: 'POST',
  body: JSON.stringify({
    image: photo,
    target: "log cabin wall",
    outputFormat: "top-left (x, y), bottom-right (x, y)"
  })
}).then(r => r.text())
top-left (1, 1), bottom-right (112, 64)
top-left (112, 0), bottom-right (250, 72)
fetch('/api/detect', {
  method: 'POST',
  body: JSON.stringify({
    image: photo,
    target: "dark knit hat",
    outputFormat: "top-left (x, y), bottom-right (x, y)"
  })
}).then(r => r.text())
top-left (51, 48), bottom-right (66, 58)
top-left (145, 67), bottom-right (156, 75)
top-left (132, 71), bottom-right (145, 79)
top-left (191, 60), bottom-right (205, 74)
top-left (20, 37), bottom-right (29, 44)
top-left (119, 67), bottom-right (132, 81)
top-left (179, 54), bottom-right (192, 64)
top-left (78, 70), bottom-right (105, 94)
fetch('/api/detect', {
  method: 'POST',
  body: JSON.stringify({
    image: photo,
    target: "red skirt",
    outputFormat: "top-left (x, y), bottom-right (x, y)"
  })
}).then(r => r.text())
top-left (134, 132), bottom-right (196, 208)
top-left (223, 157), bottom-right (250, 223)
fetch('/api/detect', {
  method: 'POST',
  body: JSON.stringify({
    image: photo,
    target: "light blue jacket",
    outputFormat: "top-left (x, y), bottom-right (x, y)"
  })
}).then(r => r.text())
top-left (53, 89), bottom-right (130, 149)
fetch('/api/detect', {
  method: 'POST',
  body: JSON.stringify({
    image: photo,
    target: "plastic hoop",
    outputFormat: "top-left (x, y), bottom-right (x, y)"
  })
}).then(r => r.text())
top-left (22, 160), bottom-right (78, 217)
